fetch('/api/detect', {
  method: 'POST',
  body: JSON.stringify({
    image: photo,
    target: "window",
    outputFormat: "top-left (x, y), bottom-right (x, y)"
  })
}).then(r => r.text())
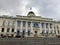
top-left (22, 31), bottom-right (25, 35)
top-left (41, 30), bottom-right (45, 36)
top-left (17, 30), bottom-right (20, 35)
top-left (54, 26), bottom-right (55, 29)
top-left (54, 30), bottom-right (56, 34)
top-left (33, 23), bottom-right (39, 28)
top-left (28, 30), bottom-right (30, 35)
top-left (46, 30), bottom-right (49, 34)
top-left (41, 23), bottom-right (44, 28)
top-left (46, 23), bottom-right (48, 28)
top-left (1, 34), bottom-right (3, 37)
top-left (17, 21), bottom-right (21, 26)
top-left (11, 34), bottom-right (14, 37)
top-left (28, 22), bottom-right (31, 27)
top-left (50, 30), bottom-right (53, 34)
top-left (12, 28), bottom-right (14, 32)
top-left (23, 21), bottom-right (26, 27)
top-left (12, 21), bottom-right (15, 26)
top-left (50, 23), bottom-right (52, 28)
top-left (8, 21), bottom-right (10, 26)
top-left (57, 26), bottom-right (59, 29)
top-left (1, 28), bottom-right (4, 32)
top-left (42, 30), bottom-right (44, 34)
top-left (58, 30), bottom-right (59, 34)
top-left (7, 28), bottom-right (9, 32)
top-left (2, 21), bottom-right (5, 26)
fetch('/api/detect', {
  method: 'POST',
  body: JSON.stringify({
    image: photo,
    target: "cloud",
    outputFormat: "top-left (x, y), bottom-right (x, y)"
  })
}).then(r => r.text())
top-left (0, 0), bottom-right (60, 21)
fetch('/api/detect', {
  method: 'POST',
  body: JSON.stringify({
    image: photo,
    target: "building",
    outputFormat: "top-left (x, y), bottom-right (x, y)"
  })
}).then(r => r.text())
top-left (0, 11), bottom-right (60, 38)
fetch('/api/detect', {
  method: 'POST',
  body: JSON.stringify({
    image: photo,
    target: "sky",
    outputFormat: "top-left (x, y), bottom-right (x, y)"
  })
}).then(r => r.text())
top-left (0, 0), bottom-right (60, 21)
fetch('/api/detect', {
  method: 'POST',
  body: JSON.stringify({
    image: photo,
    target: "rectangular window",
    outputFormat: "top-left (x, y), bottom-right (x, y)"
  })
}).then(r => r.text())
top-left (58, 30), bottom-right (59, 34)
top-left (41, 23), bottom-right (44, 28)
top-left (28, 22), bottom-right (31, 27)
top-left (46, 30), bottom-right (49, 34)
top-left (23, 21), bottom-right (26, 27)
top-left (28, 30), bottom-right (30, 36)
top-left (57, 26), bottom-right (59, 29)
top-left (11, 34), bottom-right (14, 37)
top-left (17, 21), bottom-right (21, 26)
top-left (50, 30), bottom-right (52, 34)
top-left (50, 23), bottom-right (52, 28)
top-left (7, 28), bottom-right (9, 32)
top-left (8, 21), bottom-right (10, 26)
top-left (1, 28), bottom-right (4, 32)
top-left (2, 21), bottom-right (5, 26)
top-left (12, 21), bottom-right (15, 26)
top-left (12, 28), bottom-right (14, 32)
top-left (46, 23), bottom-right (48, 28)
top-left (22, 31), bottom-right (25, 35)
top-left (41, 30), bottom-right (44, 34)
top-left (1, 34), bottom-right (3, 37)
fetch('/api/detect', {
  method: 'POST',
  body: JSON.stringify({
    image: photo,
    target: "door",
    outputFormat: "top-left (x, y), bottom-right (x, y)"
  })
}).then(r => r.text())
top-left (34, 31), bottom-right (38, 37)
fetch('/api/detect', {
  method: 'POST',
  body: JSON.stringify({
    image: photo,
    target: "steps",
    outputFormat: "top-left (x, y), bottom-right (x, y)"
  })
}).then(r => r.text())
top-left (0, 37), bottom-right (60, 45)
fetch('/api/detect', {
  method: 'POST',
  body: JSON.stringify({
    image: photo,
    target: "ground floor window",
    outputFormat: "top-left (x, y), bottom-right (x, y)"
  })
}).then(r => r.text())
top-left (28, 31), bottom-right (30, 36)
top-left (22, 31), bottom-right (25, 35)
top-left (1, 28), bottom-right (4, 32)
top-left (1, 34), bottom-right (3, 37)
top-left (11, 34), bottom-right (14, 37)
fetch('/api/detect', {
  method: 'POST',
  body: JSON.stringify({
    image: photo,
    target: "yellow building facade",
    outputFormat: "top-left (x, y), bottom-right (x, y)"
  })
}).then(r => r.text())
top-left (0, 11), bottom-right (60, 38)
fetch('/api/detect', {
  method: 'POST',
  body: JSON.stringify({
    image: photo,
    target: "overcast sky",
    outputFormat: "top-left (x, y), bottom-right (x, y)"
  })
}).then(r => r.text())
top-left (0, 0), bottom-right (60, 21)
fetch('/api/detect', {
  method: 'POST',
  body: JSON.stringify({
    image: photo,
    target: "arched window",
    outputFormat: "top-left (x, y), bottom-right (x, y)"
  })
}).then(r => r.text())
top-left (33, 23), bottom-right (39, 28)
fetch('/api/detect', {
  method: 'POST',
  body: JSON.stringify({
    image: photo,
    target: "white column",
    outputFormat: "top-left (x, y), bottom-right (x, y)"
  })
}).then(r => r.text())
top-left (52, 23), bottom-right (54, 33)
top-left (14, 21), bottom-right (17, 32)
top-left (20, 21), bottom-right (23, 32)
top-left (56, 25), bottom-right (58, 34)
top-left (26, 21), bottom-right (28, 32)
top-left (44, 23), bottom-right (46, 33)
top-left (48, 23), bottom-right (50, 33)
top-left (40, 22), bottom-right (42, 33)
top-left (31, 21), bottom-right (33, 33)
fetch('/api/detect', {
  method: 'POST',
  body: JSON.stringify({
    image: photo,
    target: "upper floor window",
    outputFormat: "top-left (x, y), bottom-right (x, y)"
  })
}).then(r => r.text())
top-left (23, 21), bottom-right (26, 27)
top-left (8, 21), bottom-right (10, 26)
top-left (17, 21), bottom-right (21, 27)
top-left (12, 21), bottom-right (15, 26)
top-left (33, 23), bottom-right (39, 28)
top-left (28, 22), bottom-right (31, 27)
top-left (46, 23), bottom-right (48, 28)
top-left (2, 20), bottom-right (5, 26)
top-left (41, 23), bottom-right (44, 28)
top-left (50, 23), bottom-right (52, 28)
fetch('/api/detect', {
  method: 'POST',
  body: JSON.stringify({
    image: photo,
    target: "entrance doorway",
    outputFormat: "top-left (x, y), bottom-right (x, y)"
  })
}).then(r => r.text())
top-left (34, 31), bottom-right (38, 37)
